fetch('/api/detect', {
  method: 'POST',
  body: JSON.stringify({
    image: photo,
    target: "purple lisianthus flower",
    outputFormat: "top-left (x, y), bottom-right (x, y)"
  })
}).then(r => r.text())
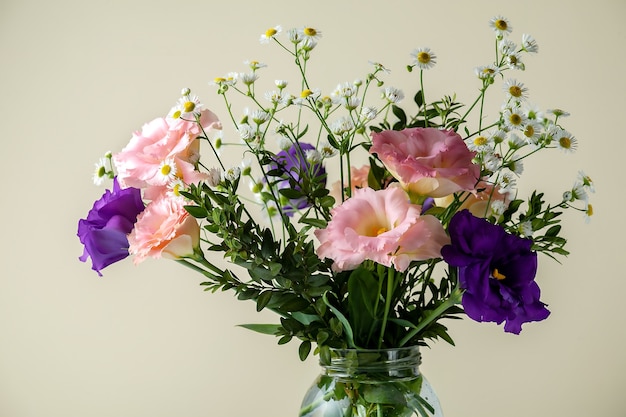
top-left (441, 209), bottom-right (550, 334)
top-left (77, 178), bottom-right (145, 276)
top-left (269, 142), bottom-right (326, 216)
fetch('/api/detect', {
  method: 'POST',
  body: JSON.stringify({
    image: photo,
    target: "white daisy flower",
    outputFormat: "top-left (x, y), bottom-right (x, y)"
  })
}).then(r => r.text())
top-left (507, 158), bottom-right (524, 175)
top-left (170, 94), bottom-right (203, 119)
top-left (503, 79), bottom-right (529, 101)
top-left (410, 47), bottom-right (437, 70)
top-left (330, 116), bottom-right (355, 135)
top-left (224, 166), bottom-right (242, 182)
top-left (507, 133), bottom-right (526, 149)
top-left (167, 178), bottom-right (187, 199)
top-left (382, 87), bottom-right (404, 103)
top-left (497, 171), bottom-right (517, 195)
top-left (332, 82), bottom-right (357, 99)
top-left (505, 52), bottom-right (525, 70)
top-left (519, 221), bottom-right (533, 237)
top-left (553, 128), bottom-right (577, 153)
top-left (344, 96), bottom-right (361, 110)
top-left (319, 141), bottom-right (338, 158)
top-left (250, 109), bottom-right (271, 125)
top-left (521, 34), bottom-right (539, 53)
top-left (92, 157), bottom-right (109, 186)
top-left (301, 27), bottom-right (322, 42)
top-left (368, 61), bottom-right (391, 73)
top-left (241, 159), bottom-right (252, 177)
top-left (474, 65), bottom-right (500, 80)
top-left (522, 102), bottom-right (545, 123)
top-left (277, 136), bottom-right (292, 151)
top-left (503, 107), bottom-right (527, 130)
top-left (491, 200), bottom-right (506, 217)
top-left (360, 106), bottom-right (378, 121)
top-left (489, 15), bottom-right (513, 37)
top-left (305, 149), bottom-right (322, 165)
top-left (571, 182), bottom-right (588, 202)
top-left (259, 26), bottom-right (281, 44)
top-left (490, 129), bottom-right (508, 145)
top-left (522, 121), bottom-right (542, 144)
top-left (583, 203), bottom-right (593, 223)
top-left (468, 135), bottom-right (492, 152)
top-left (265, 90), bottom-right (288, 106)
top-left (499, 39), bottom-right (517, 55)
top-left (287, 28), bottom-right (304, 44)
top-left (237, 123), bottom-right (256, 141)
top-left (245, 60), bottom-right (267, 70)
top-left (578, 170), bottom-right (595, 193)
top-left (157, 158), bottom-right (178, 184)
top-left (483, 152), bottom-right (502, 172)
top-left (238, 72), bottom-right (259, 86)
top-left (275, 79), bottom-right (288, 89)
top-left (546, 108), bottom-right (570, 118)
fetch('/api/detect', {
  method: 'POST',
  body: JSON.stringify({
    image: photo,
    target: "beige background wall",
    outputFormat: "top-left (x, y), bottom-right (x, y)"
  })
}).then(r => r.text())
top-left (1, 0), bottom-right (624, 416)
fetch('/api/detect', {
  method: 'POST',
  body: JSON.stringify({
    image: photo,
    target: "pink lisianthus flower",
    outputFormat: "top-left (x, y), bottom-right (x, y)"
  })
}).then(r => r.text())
top-left (315, 187), bottom-right (449, 272)
top-left (113, 109), bottom-right (220, 198)
top-left (370, 127), bottom-right (480, 198)
top-left (128, 195), bottom-right (200, 264)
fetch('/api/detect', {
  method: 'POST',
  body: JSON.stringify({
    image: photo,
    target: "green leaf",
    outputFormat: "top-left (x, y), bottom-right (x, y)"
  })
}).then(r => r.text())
top-left (414, 90), bottom-right (424, 107)
top-left (299, 217), bottom-right (327, 228)
top-left (256, 290), bottom-right (273, 312)
top-left (183, 205), bottom-right (208, 219)
top-left (392, 105), bottom-right (407, 127)
top-left (237, 323), bottom-right (280, 335)
top-left (362, 384), bottom-right (406, 405)
top-left (347, 267), bottom-right (380, 343)
top-left (323, 292), bottom-right (356, 348)
top-left (298, 341), bottom-right (312, 361)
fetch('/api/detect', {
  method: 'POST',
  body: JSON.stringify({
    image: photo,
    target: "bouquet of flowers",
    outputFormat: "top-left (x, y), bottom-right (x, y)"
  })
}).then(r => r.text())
top-left (77, 15), bottom-right (593, 416)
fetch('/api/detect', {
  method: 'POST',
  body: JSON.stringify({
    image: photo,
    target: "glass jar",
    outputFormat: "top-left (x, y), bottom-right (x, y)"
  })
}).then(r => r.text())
top-left (299, 346), bottom-right (443, 417)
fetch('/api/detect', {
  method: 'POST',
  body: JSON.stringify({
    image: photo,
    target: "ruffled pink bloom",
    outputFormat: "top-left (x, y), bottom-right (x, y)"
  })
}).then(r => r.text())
top-left (113, 109), bottom-right (221, 198)
top-left (315, 187), bottom-right (449, 272)
top-left (128, 196), bottom-right (200, 264)
top-left (370, 127), bottom-right (480, 198)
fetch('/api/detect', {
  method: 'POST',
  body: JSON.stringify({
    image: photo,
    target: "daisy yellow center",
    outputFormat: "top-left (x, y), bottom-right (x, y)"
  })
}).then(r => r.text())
top-left (301, 89), bottom-right (313, 98)
top-left (265, 28), bottom-right (277, 37)
top-left (303, 27), bottom-right (317, 37)
top-left (183, 101), bottom-right (195, 112)
top-left (172, 183), bottom-right (181, 196)
top-left (492, 268), bottom-right (506, 280)
top-left (417, 52), bottom-right (431, 64)
top-left (509, 85), bottom-right (522, 97)
top-left (524, 125), bottom-right (535, 137)
top-left (495, 19), bottom-right (508, 31)
top-left (586, 204), bottom-right (593, 216)
top-left (482, 68), bottom-right (495, 74)
top-left (214, 77), bottom-right (226, 83)
top-left (509, 55), bottom-right (519, 65)
top-left (161, 165), bottom-right (172, 176)
top-left (559, 136), bottom-right (572, 149)
top-left (474, 136), bottom-right (488, 146)
top-left (172, 110), bottom-right (182, 119)
top-left (509, 114), bottom-right (522, 125)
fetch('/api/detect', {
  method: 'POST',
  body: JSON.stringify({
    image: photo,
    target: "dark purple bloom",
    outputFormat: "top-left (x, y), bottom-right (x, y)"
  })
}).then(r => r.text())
top-left (441, 210), bottom-right (550, 334)
top-left (269, 142), bottom-right (326, 216)
top-left (77, 178), bottom-right (145, 276)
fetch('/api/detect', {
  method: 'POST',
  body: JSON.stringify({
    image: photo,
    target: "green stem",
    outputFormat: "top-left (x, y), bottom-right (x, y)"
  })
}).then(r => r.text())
top-left (378, 268), bottom-right (395, 349)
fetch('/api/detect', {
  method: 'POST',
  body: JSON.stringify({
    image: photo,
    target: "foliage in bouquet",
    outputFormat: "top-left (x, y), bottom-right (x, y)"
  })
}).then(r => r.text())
top-left (78, 17), bottom-right (594, 362)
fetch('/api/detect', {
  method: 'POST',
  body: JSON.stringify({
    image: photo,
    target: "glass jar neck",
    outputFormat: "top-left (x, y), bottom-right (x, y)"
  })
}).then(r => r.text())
top-left (321, 346), bottom-right (422, 380)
